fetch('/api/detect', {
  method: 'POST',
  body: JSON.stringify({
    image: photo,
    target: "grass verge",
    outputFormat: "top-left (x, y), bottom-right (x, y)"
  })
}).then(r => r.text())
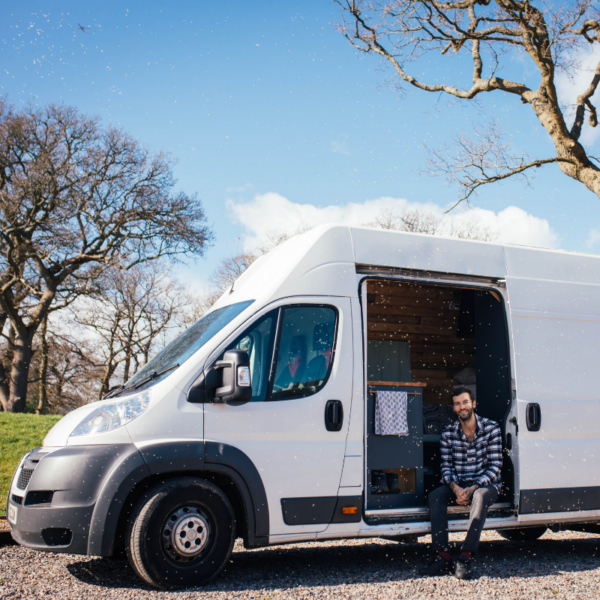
top-left (0, 413), bottom-right (61, 516)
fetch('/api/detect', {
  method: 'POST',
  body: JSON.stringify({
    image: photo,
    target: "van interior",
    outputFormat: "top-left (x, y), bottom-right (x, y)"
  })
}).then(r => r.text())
top-left (363, 279), bottom-right (514, 519)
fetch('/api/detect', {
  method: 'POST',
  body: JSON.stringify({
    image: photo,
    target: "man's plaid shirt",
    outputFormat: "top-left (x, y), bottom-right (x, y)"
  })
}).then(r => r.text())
top-left (440, 414), bottom-right (503, 493)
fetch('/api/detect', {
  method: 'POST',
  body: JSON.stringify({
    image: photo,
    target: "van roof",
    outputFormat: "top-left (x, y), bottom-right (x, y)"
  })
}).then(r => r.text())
top-left (211, 224), bottom-right (600, 309)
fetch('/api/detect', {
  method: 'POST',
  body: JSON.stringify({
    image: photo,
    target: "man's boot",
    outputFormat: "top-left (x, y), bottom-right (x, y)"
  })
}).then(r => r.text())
top-left (454, 554), bottom-right (473, 580)
top-left (419, 553), bottom-right (453, 576)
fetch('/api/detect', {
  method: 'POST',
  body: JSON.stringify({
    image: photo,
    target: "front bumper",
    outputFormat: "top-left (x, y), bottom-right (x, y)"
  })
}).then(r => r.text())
top-left (8, 444), bottom-right (144, 555)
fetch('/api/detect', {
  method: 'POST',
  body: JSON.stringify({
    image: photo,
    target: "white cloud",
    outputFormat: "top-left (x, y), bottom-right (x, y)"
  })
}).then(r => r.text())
top-left (555, 44), bottom-right (600, 147)
top-left (587, 228), bottom-right (600, 248)
top-left (227, 193), bottom-right (559, 251)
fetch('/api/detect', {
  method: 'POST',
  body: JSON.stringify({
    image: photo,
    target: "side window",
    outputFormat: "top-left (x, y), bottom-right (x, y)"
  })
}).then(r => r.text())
top-left (270, 306), bottom-right (337, 401)
top-left (225, 310), bottom-right (277, 402)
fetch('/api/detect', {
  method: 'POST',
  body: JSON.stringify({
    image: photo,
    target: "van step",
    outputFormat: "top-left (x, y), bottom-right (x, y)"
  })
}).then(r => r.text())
top-left (365, 502), bottom-right (511, 519)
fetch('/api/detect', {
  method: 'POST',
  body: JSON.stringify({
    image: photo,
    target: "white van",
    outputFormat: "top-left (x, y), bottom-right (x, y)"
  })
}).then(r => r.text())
top-left (7, 225), bottom-right (600, 589)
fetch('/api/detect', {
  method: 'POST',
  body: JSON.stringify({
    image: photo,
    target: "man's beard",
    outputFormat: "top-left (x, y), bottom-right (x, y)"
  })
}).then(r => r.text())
top-left (458, 408), bottom-right (473, 423)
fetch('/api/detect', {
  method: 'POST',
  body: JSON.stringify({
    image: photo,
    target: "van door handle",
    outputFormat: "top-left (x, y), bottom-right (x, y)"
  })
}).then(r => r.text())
top-left (526, 403), bottom-right (542, 432)
top-left (325, 400), bottom-right (344, 432)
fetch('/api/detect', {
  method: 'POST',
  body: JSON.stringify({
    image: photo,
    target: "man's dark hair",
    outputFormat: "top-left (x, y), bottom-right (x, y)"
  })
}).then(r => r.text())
top-left (452, 386), bottom-right (475, 403)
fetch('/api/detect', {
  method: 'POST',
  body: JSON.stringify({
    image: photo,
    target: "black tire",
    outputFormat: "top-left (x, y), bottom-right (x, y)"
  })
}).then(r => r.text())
top-left (126, 476), bottom-right (236, 590)
top-left (499, 526), bottom-right (547, 542)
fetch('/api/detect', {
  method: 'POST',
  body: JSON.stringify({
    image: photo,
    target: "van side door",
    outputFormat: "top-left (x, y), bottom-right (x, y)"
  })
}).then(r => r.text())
top-left (506, 248), bottom-right (600, 519)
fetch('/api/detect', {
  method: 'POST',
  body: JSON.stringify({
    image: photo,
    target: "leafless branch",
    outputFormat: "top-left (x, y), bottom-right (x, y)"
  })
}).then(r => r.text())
top-left (420, 121), bottom-right (573, 208)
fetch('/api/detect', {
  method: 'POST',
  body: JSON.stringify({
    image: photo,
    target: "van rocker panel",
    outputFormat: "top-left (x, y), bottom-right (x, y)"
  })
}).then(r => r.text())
top-left (520, 486), bottom-right (600, 514)
top-left (281, 496), bottom-right (363, 525)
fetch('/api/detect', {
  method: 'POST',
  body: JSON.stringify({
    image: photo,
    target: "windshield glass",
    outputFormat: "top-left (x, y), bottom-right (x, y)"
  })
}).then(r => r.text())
top-left (122, 300), bottom-right (254, 390)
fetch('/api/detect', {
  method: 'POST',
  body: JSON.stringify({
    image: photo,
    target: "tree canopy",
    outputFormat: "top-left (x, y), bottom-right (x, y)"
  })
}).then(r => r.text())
top-left (336, 0), bottom-right (600, 204)
top-left (0, 101), bottom-right (213, 411)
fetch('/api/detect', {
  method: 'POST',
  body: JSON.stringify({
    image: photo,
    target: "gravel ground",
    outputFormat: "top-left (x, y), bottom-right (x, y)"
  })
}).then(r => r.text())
top-left (1, 529), bottom-right (600, 599)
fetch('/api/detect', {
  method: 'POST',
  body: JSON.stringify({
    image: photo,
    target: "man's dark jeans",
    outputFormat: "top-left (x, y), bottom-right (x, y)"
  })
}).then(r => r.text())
top-left (428, 484), bottom-right (499, 554)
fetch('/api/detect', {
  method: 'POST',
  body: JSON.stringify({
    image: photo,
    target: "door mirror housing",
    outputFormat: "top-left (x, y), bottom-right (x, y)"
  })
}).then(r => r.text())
top-left (214, 349), bottom-right (252, 405)
top-left (187, 349), bottom-right (252, 406)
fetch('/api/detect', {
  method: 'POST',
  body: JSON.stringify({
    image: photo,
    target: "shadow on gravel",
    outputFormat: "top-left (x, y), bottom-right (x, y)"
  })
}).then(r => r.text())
top-left (67, 558), bottom-right (153, 592)
top-left (66, 536), bottom-right (600, 591)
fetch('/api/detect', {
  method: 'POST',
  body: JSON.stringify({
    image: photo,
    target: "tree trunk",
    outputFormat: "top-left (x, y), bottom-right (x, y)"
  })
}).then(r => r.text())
top-left (35, 315), bottom-right (49, 415)
top-left (7, 331), bottom-right (34, 412)
top-left (98, 362), bottom-right (116, 402)
top-left (0, 312), bottom-right (8, 411)
top-left (524, 87), bottom-right (600, 197)
top-left (123, 352), bottom-right (132, 384)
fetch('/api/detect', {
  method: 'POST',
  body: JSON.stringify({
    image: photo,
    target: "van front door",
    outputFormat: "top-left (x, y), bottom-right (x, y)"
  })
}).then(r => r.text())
top-left (204, 297), bottom-right (354, 538)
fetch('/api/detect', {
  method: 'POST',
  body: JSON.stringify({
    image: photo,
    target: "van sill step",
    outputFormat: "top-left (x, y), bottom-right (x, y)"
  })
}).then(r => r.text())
top-left (365, 502), bottom-right (511, 519)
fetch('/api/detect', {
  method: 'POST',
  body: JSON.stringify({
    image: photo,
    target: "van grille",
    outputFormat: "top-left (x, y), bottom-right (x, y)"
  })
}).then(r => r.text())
top-left (16, 468), bottom-right (34, 490)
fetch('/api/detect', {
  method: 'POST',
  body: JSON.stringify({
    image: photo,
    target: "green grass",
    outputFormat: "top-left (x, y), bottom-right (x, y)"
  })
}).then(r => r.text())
top-left (0, 413), bottom-right (62, 516)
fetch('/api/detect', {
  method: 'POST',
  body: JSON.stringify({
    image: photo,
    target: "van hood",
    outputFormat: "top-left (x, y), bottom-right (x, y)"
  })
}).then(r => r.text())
top-left (43, 403), bottom-right (101, 447)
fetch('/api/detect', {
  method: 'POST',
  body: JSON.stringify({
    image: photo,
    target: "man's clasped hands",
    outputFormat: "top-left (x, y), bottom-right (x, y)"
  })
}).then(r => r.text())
top-left (449, 482), bottom-right (477, 506)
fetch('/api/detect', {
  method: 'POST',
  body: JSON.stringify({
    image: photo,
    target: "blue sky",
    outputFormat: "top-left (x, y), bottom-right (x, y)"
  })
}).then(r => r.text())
top-left (3, 1), bottom-right (600, 289)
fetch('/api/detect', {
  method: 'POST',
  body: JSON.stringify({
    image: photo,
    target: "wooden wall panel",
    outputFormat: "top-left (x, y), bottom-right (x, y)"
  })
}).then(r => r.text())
top-left (366, 280), bottom-right (475, 406)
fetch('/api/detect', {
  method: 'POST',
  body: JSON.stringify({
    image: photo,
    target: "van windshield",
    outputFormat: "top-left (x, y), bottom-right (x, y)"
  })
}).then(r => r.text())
top-left (113, 300), bottom-right (254, 395)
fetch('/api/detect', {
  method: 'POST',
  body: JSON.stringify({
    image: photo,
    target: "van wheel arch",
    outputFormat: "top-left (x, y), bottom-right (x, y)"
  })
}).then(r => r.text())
top-left (94, 441), bottom-right (269, 557)
top-left (114, 469), bottom-right (254, 554)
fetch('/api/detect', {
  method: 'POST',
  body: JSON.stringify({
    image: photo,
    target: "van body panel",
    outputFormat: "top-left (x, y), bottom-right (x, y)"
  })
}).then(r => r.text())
top-left (350, 227), bottom-right (507, 278)
top-left (126, 385), bottom-right (204, 446)
top-left (211, 226), bottom-right (357, 311)
top-left (342, 297), bottom-right (365, 458)
top-left (504, 245), bottom-right (600, 284)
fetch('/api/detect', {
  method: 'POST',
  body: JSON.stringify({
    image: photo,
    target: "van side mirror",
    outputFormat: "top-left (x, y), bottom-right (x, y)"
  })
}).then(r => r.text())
top-left (187, 349), bottom-right (252, 406)
top-left (214, 349), bottom-right (252, 406)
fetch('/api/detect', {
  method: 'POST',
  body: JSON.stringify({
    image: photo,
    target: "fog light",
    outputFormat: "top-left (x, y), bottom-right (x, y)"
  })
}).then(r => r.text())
top-left (41, 528), bottom-right (72, 547)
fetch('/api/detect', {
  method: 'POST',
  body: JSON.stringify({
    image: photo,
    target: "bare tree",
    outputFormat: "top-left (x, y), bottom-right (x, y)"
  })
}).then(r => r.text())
top-left (369, 207), bottom-right (442, 235)
top-left (210, 253), bottom-right (257, 294)
top-left (336, 1), bottom-right (600, 204)
top-left (26, 330), bottom-right (103, 414)
top-left (367, 206), bottom-right (495, 240)
top-left (0, 101), bottom-right (213, 411)
top-left (193, 227), bottom-right (314, 318)
top-left (75, 265), bottom-right (189, 400)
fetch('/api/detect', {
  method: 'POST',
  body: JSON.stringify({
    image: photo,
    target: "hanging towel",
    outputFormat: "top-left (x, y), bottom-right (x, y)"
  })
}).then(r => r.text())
top-left (375, 391), bottom-right (409, 436)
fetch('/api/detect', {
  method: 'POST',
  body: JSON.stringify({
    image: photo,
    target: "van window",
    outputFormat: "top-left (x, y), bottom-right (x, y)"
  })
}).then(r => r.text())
top-left (270, 306), bottom-right (337, 401)
top-left (123, 300), bottom-right (254, 392)
top-left (225, 310), bottom-right (277, 402)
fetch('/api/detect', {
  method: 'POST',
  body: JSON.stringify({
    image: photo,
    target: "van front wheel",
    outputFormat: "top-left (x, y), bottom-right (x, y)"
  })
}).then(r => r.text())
top-left (498, 526), bottom-right (547, 542)
top-left (126, 476), bottom-right (235, 590)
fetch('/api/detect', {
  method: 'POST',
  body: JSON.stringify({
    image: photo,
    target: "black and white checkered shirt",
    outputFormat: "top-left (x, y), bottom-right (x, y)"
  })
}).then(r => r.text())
top-left (440, 414), bottom-right (503, 493)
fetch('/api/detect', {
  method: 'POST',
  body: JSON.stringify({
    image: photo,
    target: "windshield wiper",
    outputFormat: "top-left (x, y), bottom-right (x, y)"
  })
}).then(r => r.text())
top-left (103, 384), bottom-right (124, 400)
top-left (125, 363), bottom-right (181, 391)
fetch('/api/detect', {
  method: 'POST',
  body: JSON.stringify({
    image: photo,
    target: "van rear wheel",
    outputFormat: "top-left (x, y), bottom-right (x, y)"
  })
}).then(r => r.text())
top-left (126, 476), bottom-right (235, 590)
top-left (499, 526), bottom-right (547, 542)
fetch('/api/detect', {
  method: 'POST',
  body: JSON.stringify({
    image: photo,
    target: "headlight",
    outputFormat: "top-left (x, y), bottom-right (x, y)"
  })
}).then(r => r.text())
top-left (70, 391), bottom-right (151, 437)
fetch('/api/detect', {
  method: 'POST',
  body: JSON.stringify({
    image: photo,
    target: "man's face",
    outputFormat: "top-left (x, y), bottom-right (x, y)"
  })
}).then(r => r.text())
top-left (453, 392), bottom-right (475, 422)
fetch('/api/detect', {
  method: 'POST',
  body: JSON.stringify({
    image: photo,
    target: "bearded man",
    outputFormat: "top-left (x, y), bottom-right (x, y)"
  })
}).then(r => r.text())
top-left (420, 386), bottom-right (503, 580)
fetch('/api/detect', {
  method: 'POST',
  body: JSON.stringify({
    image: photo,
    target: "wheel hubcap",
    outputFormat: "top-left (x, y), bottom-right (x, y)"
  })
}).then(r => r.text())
top-left (163, 506), bottom-right (210, 561)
